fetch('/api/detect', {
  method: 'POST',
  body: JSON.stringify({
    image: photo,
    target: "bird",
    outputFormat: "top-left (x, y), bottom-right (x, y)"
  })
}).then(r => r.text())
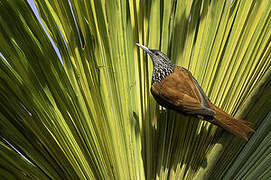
top-left (136, 43), bottom-right (254, 141)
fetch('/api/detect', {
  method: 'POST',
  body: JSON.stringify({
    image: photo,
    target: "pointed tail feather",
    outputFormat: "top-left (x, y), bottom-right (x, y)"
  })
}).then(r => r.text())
top-left (210, 104), bottom-right (255, 141)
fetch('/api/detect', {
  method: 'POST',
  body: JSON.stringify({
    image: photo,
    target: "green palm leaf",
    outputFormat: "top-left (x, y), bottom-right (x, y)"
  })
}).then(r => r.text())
top-left (0, 0), bottom-right (270, 179)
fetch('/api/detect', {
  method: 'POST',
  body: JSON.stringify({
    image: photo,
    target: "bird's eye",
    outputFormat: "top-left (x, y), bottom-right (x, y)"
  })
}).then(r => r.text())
top-left (155, 52), bottom-right (159, 56)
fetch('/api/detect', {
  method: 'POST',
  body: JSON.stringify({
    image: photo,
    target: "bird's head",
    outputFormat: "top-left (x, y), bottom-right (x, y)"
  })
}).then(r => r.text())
top-left (136, 43), bottom-right (173, 67)
top-left (136, 43), bottom-right (175, 84)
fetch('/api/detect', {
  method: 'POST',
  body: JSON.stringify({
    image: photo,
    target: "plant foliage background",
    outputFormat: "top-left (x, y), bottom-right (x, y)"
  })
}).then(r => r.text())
top-left (0, 0), bottom-right (270, 179)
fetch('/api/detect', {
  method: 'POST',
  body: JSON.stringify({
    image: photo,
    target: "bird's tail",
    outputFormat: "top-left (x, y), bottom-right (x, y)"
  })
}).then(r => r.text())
top-left (210, 104), bottom-right (255, 141)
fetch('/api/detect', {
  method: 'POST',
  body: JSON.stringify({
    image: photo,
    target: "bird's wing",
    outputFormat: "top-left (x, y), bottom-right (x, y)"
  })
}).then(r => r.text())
top-left (181, 67), bottom-right (210, 108)
top-left (151, 66), bottom-right (214, 117)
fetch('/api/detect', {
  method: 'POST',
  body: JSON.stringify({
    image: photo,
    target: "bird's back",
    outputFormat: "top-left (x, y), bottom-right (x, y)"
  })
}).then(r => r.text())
top-left (151, 66), bottom-right (213, 118)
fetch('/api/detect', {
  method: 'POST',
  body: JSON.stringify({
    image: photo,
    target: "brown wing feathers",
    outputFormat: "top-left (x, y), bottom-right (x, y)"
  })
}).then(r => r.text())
top-left (151, 66), bottom-right (254, 141)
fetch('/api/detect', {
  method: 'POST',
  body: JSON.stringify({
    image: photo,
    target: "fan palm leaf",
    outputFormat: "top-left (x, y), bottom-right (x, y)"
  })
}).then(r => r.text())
top-left (0, 0), bottom-right (270, 179)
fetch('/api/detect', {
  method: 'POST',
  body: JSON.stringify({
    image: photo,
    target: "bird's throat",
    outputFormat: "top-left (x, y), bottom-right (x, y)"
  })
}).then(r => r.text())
top-left (152, 63), bottom-right (175, 85)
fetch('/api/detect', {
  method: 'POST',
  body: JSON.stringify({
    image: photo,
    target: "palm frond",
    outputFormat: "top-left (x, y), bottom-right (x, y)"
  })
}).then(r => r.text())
top-left (0, 0), bottom-right (270, 179)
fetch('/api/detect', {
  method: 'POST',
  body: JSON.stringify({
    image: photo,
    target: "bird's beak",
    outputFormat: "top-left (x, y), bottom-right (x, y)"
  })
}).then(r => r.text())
top-left (136, 43), bottom-right (154, 55)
